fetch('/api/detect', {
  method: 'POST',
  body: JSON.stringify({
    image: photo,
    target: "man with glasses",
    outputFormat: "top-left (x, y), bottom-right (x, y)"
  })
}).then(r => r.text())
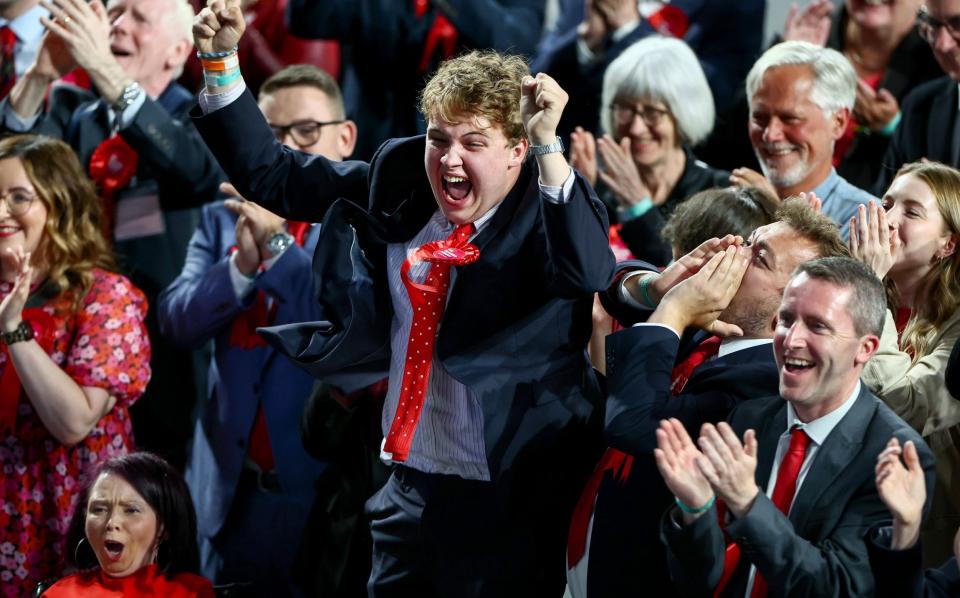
top-left (877, 1), bottom-right (960, 192)
top-left (158, 64), bottom-right (356, 592)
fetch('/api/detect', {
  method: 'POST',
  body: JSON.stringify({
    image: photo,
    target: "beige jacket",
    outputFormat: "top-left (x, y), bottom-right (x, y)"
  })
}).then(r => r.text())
top-left (862, 307), bottom-right (960, 565)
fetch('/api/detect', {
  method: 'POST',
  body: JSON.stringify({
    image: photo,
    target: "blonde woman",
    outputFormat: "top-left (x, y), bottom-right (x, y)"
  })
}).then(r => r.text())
top-left (850, 160), bottom-right (960, 564)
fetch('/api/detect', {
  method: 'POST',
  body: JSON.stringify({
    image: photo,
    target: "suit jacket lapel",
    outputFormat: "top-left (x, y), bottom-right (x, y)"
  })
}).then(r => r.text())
top-left (788, 387), bottom-right (874, 530)
top-left (927, 80), bottom-right (956, 162)
top-left (755, 402), bottom-right (788, 491)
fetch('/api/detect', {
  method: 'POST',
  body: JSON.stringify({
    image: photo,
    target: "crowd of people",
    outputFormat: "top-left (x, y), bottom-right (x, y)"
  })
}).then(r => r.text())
top-left (0, 0), bottom-right (959, 596)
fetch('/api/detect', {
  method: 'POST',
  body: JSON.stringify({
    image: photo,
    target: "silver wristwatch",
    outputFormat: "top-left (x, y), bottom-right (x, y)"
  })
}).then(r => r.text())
top-left (111, 81), bottom-right (143, 113)
top-left (529, 136), bottom-right (564, 156)
top-left (264, 232), bottom-right (295, 257)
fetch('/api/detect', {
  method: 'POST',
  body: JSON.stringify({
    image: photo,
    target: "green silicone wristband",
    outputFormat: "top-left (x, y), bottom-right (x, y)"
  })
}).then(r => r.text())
top-left (204, 68), bottom-right (241, 88)
top-left (618, 197), bottom-right (654, 222)
top-left (878, 111), bottom-right (901, 137)
top-left (675, 495), bottom-right (716, 515)
top-left (638, 274), bottom-right (657, 308)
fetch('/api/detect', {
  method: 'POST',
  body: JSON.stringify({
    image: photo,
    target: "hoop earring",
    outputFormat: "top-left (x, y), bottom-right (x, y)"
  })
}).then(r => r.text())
top-left (74, 537), bottom-right (96, 568)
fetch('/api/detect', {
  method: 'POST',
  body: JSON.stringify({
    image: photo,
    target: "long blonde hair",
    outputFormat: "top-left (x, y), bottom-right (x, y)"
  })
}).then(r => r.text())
top-left (888, 162), bottom-right (960, 361)
top-left (0, 135), bottom-right (115, 308)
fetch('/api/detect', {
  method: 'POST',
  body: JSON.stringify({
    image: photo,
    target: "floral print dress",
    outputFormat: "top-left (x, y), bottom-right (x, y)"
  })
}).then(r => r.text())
top-left (0, 269), bottom-right (151, 596)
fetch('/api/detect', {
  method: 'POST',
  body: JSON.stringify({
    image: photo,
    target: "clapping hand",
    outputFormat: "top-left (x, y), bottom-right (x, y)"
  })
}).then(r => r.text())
top-left (570, 127), bottom-right (598, 187)
top-left (876, 437), bottom-right (925, 550)
top-left (855, 80), bottom-right (899, 133)
top-left (224, 189), bottom-right (286, 275)
top-left (38, 0), bottom-right (112, 75)
top-left (597, 135), bottom-right (651, 209)
top-left (0, 247), bottom-right (33, 333)
top-left (655, 418), bottom-right (714, 523)
top-left (695, 423), bottom-right (760, 518)
top-left (849, 199), bottom-right (899, 279)
top-left (783, 0), bottom-right (834, 46)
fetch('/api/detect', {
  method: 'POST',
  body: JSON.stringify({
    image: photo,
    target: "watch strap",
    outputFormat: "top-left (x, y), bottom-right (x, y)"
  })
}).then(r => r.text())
top-left (0, 321), bottom-right (34, 345)
top-left (529, 136), bottom-right (564, 156)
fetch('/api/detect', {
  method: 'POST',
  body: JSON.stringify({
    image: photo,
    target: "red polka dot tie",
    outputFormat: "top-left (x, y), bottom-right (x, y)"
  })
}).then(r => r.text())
top-left (383, 222), bottom-right (478, 461)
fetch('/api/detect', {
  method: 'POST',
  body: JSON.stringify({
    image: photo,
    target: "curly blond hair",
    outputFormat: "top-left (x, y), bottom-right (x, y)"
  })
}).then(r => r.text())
top-left (419, 50), bottom-right (528, 145)
top-left (0, 135), bottom-right (115, 308)
top-left (887, 162), bottom-right (960, 362)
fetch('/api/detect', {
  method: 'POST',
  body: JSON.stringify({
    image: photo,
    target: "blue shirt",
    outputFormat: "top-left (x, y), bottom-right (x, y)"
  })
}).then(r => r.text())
top-left (812, 168), bottom-right (878, 240)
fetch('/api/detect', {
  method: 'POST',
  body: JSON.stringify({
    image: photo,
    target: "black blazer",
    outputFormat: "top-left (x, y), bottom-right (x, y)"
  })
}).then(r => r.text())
top-left (584, 325), bottom-right (779, 597)
top-left (661, 387), bottom-right (936, 597)
top-left (867, 524), bottom-right (960, 598)
top-left (875, 76), bottom-right (959, 194)
top-left (192, 87), bottom-right (617, 482)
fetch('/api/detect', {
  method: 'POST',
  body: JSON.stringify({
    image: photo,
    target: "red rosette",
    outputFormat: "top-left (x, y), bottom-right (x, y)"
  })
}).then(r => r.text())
top-left (0, 307), bottom-right (58, 433)
top-left (421, 240), bottom-right (480, 266)
top-left (89, 134), bottom-right (139, 196)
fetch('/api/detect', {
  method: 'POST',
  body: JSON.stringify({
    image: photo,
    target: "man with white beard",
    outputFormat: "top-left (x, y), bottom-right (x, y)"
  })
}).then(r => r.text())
top-left (731, 41), bottom-right (877, 239)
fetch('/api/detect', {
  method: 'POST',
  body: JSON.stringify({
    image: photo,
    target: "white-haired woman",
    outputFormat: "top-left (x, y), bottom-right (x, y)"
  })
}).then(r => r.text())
top-left (570, 36), bottom-right (728, 266)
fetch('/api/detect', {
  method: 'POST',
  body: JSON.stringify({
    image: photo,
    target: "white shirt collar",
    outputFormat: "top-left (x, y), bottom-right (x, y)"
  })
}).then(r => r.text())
top-left (1, 5), bottom-right (48, 44)
top-left (785, 381), bottom-right (861, 446)
top-left (718, 337), bottom-right (772, 358)
top-left (433, 201), bottom-right (502, 237)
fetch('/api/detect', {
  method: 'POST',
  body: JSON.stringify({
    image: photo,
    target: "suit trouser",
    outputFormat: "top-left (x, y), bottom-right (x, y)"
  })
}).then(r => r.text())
top-left (366, 464), bottom-right (570, 598)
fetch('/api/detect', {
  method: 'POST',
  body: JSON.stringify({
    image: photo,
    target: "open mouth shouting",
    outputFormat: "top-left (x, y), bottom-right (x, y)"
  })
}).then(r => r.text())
top-left (103, 539), bottom-right (125, 561)
top-left (441, 174), bottom-right (473, 206)
top-left (782, 356), bottom-right (815, 375)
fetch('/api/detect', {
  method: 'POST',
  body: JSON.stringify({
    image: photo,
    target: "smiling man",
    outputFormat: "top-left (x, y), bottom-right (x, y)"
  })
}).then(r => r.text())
top-left (655, 257), bottom-right (935, 597)
top-left (738, 41), bottom-right (877, 239)
top-left (191, 1), bottom-right (615, 595)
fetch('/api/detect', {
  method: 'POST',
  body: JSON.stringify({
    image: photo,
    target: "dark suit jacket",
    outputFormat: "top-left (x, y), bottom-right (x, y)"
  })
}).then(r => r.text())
top-left (875, 76), bottom-right (958, 194)
top-left (192, 87), bottom-right (616, 486)
top-left (584, 325), bottom-right (779, 597)
top-left (286, 0), bottom-right (544, 160)
top-left (661, 386), bottom-right (936, 597)
top-left (867, 524), bottom-right (960, 598)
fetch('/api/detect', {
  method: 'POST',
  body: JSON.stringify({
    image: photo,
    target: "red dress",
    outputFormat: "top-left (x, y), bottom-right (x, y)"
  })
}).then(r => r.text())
top-left (41, 564), bottom-right (213, 597)
top-left (0, 270), bottom-right (151, 596)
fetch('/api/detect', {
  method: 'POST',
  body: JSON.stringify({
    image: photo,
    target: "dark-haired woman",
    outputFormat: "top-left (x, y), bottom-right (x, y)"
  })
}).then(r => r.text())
top-left (42, 452), bottom-right (212, 597)
top-left (0, 135), bottom-right (150, 595)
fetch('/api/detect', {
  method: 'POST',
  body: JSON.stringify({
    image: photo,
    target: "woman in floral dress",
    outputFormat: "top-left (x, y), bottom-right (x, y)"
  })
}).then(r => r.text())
top-left (0, 135), bottom-right (151, 595)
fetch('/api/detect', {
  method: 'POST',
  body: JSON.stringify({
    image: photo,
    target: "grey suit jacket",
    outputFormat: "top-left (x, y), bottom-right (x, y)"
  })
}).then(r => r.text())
top-left (661, 386), bottom-right (936, 597)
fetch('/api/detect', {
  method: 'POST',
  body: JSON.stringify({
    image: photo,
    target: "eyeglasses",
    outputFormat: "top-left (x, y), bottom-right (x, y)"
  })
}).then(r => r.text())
top-left (610, 103), bottom-right (671, 128)
top-left (0, 189), bottom-right (36, 216)
top-left (268, 119), bottom-right (345, 148)
top-left (916, 7), bottom-right (960, 44)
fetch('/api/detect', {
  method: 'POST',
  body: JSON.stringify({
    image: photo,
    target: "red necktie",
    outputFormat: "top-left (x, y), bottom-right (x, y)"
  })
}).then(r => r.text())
top-left (382, 223), bottom-right (478, 461)
top-left (670, 335), bottom-right (722, 394)
top-left (567, 335), bottom-right (721, 568)
top-left (1, 26), bottom-right (17, 100)
top-left (713, 427), bottom-right (811, 597)
top-left (748, 427), bottom-right (810, 597)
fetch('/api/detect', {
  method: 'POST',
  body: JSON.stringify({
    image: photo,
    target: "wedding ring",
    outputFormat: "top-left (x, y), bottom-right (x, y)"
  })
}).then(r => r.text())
top-left (62, 16), bottom-right (72, 25)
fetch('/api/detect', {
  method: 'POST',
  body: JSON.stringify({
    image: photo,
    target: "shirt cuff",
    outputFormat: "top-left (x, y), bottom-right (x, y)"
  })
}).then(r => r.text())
top-left (2, 101), bottom-right (39, 132)
top-left (539, 168), bottom-right (576, 204)
top-left (111, 87), bottom-right (147, 130)
top-left (199, 79), bottom-right (248, 114)
top-left (611, 21), bottom-right (640, 43)
top-left (619, 270), bottom-right (655, 310)
top-left (228, 252), bottom-right (256, 299)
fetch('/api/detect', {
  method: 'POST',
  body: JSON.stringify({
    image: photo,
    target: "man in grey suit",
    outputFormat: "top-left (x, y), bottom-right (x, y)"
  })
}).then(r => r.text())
top-left (655, 256), bottom-right (936, 597)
